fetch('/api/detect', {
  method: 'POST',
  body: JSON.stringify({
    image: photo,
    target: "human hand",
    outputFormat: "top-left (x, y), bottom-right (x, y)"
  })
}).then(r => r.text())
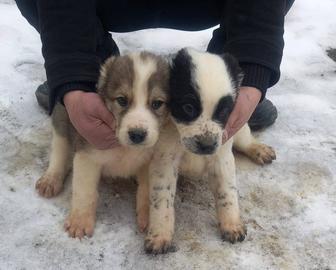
top-left (64, 90), bottom-right (118, 149)
top-left (222, 87), bottom-right (261, 143)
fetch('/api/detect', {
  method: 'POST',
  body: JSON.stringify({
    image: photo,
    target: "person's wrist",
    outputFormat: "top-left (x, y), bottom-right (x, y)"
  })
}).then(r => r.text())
top-left (240, 63), bottom-right (271, 101)
top-left (239, 86), bottom-right (262, 104)
top-left (238, 86), bottom-right (262, 122)
top-left (63, 90), bottom-right (85, 108)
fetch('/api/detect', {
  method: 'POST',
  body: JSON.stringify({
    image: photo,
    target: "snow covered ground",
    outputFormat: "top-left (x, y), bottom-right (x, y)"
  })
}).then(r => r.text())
top-left (0, 1), bottom-right (336, 269)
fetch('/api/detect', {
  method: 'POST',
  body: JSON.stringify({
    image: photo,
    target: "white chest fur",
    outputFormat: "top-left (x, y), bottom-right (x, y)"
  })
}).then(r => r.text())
top-left (89, 146), bottom-right (154, 178)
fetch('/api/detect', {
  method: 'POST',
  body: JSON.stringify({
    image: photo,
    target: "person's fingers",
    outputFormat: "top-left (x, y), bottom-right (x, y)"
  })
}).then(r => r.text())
top-left (222, 128), bottom-right (229, 144)
top-left (223, 114), bottom-right (247, 144)
top-left (222, 97), bottom-right (247, 143)
top-left (223, 103), bottom-right (240, 143)
top-left (94, 138), bottom-right (119, 150)
top-left (64, 91), bottom-right (118, 149)
top-left (98, 123), bottom-right (119, 147)
top-left (94, 98), bottom-right (116, 130)
top-left (222, 87), bottom-right (261, 144)
top-left (86, 123), bottom-right (119, 150)
top-left (223, 117), bottom-right (238, 143)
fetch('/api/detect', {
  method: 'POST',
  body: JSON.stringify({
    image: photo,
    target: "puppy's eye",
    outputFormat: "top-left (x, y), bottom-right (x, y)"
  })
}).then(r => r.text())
top-left (116, 96), bottom-right (128, 107)
top-left (151, 100), bottom-right (164, 110)
top-left (182, 103), bottom-right (195, 117)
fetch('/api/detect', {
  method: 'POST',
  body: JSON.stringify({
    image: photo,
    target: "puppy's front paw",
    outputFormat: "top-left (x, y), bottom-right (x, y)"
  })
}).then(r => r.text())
top-left (144, 232), bottom-right (174, 254)
top-left (64, 210), bottom-right (96, 239)
top-left (248, 143), bottom-right (276, 165)
top-left (220, 222), bottom-right (247, 244)
top-left (36, 173), bottom-right (63, 198)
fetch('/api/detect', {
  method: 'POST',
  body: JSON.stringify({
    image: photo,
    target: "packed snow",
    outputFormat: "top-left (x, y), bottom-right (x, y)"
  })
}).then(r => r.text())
top-left (0, 1), bottom-right (335, 269)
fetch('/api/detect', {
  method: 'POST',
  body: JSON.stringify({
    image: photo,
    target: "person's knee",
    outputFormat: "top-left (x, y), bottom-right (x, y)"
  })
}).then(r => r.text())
top-left (15, 0), bottom-right (39, 31)
top-left (285, 0), bottom-right (295, 15)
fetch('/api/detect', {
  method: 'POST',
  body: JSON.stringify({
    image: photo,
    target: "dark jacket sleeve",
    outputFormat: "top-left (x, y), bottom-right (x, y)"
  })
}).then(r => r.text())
top-left (36, 0), bottom-right (100, 112)
top-left (222, 0), bottom-right (286, 100)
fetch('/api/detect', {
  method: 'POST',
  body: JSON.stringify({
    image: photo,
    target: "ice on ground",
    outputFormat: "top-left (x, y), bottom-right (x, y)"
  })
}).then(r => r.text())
top-left (0, 1), bottom-right (336, 269)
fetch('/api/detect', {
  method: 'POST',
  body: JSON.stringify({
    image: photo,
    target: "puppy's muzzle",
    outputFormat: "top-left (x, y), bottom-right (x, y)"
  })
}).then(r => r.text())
top-left (128, 128), bottom-right (147, 144)
top-left (195, 138), bottom-right (218, 155)
top-left (183, 134), bottom-right (219, 155)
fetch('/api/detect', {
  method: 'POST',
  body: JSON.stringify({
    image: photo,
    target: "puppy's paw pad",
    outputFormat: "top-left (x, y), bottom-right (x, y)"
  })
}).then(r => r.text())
top-left (35, 173), bottom-right (63, 198)
top-left (249, 144), bottom-right (276, 165)
top-left (144, 234), bottom-right (174, 254)
top-left (221, 223), bottom-right (247, 244)
top-left (64, 211), bottom-right (95, 239)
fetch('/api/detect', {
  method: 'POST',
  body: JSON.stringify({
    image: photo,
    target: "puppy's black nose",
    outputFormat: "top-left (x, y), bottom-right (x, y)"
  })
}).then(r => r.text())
top-left (128, 129), bottom-right (147, 144)
top-left (196, 139), bottom-right (218, 155)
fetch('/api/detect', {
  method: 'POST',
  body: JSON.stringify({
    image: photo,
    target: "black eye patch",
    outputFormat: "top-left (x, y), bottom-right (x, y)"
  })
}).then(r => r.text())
top-left (212, 95), bottom-right (234, 127)
top-left (169, 49), bottom-right (202, 123)
top-left (182, 103), bottom-right (195, 117)
top-left (170, 95), bottom-right (202, 123)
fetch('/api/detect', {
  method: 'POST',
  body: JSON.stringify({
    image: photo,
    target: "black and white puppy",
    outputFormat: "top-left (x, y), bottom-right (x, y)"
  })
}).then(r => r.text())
top-left (144, 48), bottom-right (276, 254)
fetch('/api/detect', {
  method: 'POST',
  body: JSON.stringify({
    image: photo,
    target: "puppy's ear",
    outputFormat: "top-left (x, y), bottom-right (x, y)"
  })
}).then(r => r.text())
top-left (221, 53), bottom-right (244, 91)
top-left (96, 56), bottom-right (116, 95)
top-left (165, 53), bottom-right (176, 69)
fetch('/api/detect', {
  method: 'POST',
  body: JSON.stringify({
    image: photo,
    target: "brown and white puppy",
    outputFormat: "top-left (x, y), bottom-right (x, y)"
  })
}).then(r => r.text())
top-left (144, 48), bottom-right (276, 254)
top-left (36, 52), bottom-right (170, 238)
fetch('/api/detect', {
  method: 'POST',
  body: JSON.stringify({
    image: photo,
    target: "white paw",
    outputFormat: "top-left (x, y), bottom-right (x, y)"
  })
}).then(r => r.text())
top-left (220, 221), bottom-right (247, 243)
top-left (35, 173), bottom-right (63, 198)
top-left (144, 231), bottom-right (175, 254)
top-left (64, 210), bottom-right (96, 239)
top-left (249, 143), bottom-right (276, 165)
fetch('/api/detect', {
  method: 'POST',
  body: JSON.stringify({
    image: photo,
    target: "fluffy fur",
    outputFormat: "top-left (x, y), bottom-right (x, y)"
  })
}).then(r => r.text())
top-left (36, 52), bottom-right (170, 238)
top-left (143, 48), bottom-right (276, 254)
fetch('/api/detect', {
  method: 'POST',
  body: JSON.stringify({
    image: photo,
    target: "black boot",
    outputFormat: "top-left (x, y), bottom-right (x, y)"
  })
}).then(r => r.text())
top-left (248, 99), bottom-right (278, 131)
top-left (35, 81), bottom-right (50, 112)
